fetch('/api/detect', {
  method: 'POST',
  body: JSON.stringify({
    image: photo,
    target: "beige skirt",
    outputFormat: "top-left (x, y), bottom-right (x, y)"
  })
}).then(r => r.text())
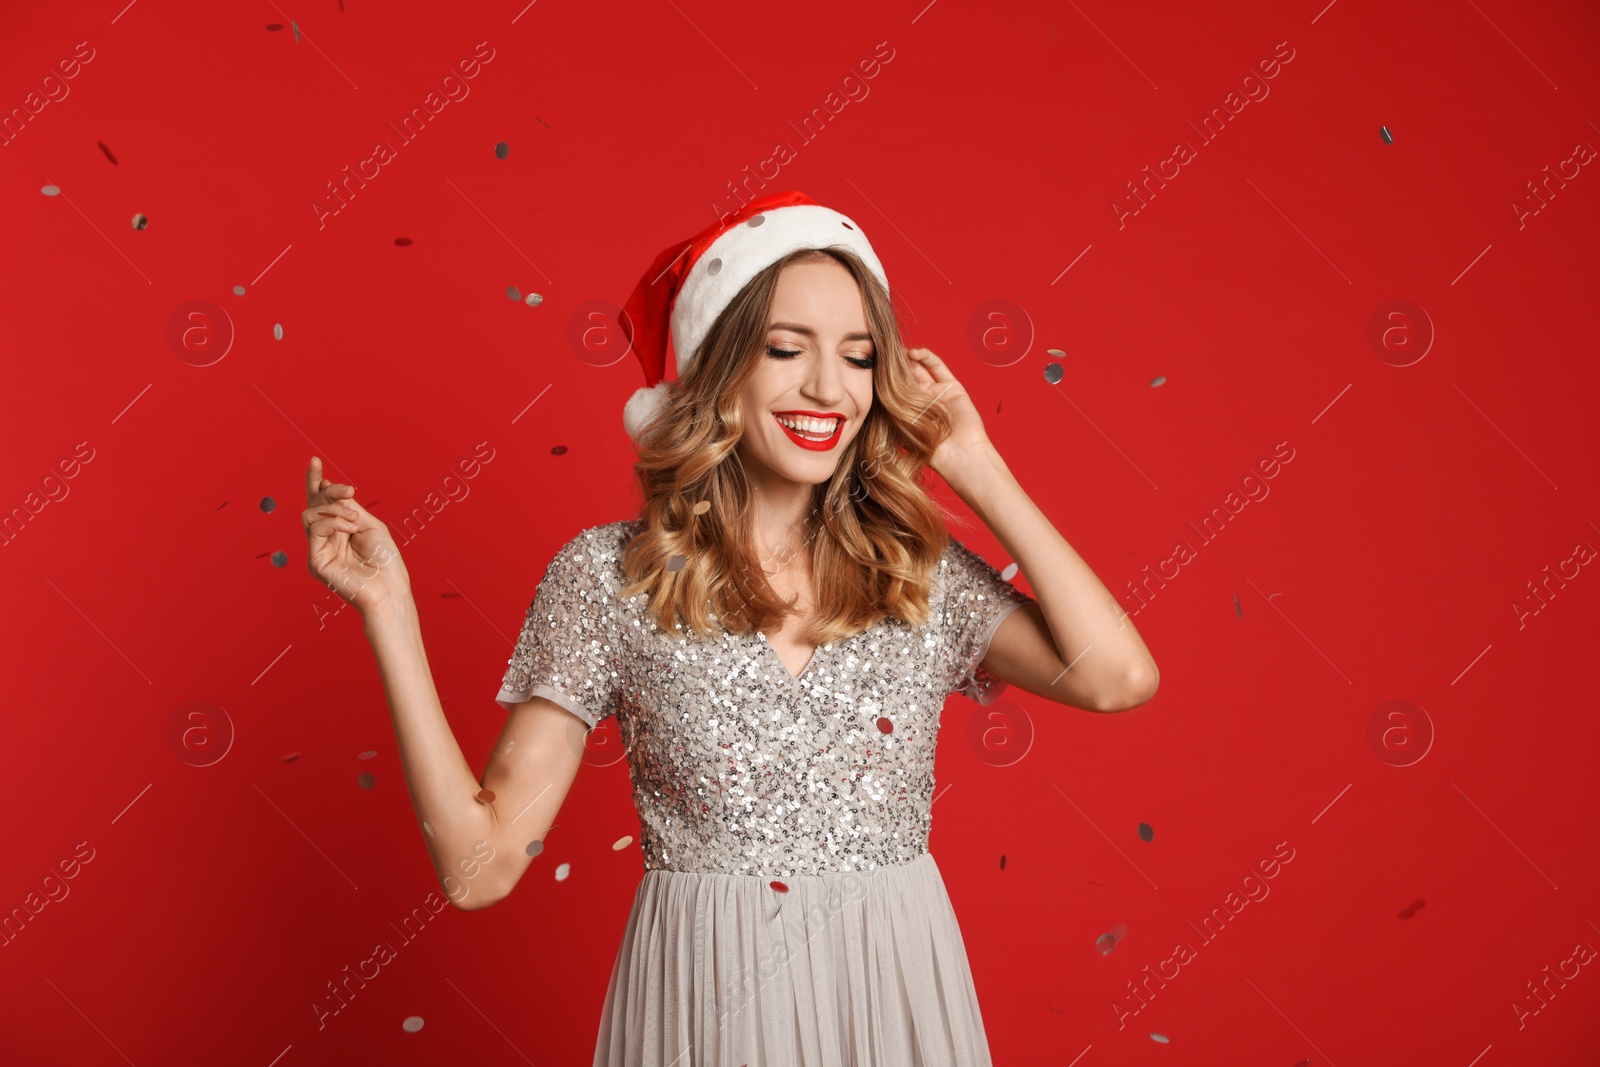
top-left (592, 851), bottom-right (994, 1066)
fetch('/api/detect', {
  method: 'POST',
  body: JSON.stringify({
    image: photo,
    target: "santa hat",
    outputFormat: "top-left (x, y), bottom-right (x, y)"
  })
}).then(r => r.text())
top-left (618, 189), bottom-right (890, 443)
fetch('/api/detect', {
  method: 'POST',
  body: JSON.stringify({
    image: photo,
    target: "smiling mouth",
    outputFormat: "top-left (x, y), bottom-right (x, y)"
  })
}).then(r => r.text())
top-left (772, 414), bottom-right (842, 442)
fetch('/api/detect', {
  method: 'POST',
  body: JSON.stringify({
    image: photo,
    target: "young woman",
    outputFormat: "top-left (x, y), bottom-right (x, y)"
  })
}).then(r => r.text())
top-left (302, 190), bottom-right (1158, 1065)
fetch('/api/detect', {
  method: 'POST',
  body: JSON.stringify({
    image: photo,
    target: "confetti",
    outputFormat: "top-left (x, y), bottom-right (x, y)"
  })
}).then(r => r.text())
top-left (1234, 594), bottom-right (1242, 617)
top-left (476, 788), bottom-right (496, 804)
top-left (232, 285), bottom-right (246, 296)
top-left (999, 854), bottom-right (1006, 870)
top-left (612, 835), bottom-right (633, 850)
top-left (769, 880), bottom-right (789, 893)
top-left (554, 862), bottom-right (571, 881)
top-left (260, 497), bottom-right (275, 513)
top-left (1380, 125), bottom-right (1393, 144)
top-left (358, 750), bottom-right (376, 759)
top-left (1000, 562), bottom-right (1018, 581)
top-left (394, 237), bottom-right (413, 246)
top-left (526, 839), bottom-right (544, 857)
top-left (402, 1016), bottom-right (424, 1033)
top-left (551, 445), bottom-right (568, 455)
top-left (1150, 376), bottom-right (1166, 387)
top-left (507, 286), bottom-right (521, 301)
top-left (132, 213), bottom-right (147, 230)
top-left (1046, 348), bottom-right (1066, 358)
top-left (693, 500), bottom-right (710, 516)
top-left (266, 23), bottom-right (284, 31)
top-left (875, 716), bottom-right (893, 734)
top-left (358, 772), bottom-right (376, 789)
top-left (524, 293), bottom-right (543, 306)
top-left (1150, 1032), bottom-right (1170, 1043)
top-left (666, 553), bottom-right (687, 573)
top-left (271, 551), bottom-right (288, 567)
top-left (41, 185), bottom-right (60, 196)
top-left (273, 323), bottom-right (284, 340)
top-left (292, 21), bottom-right (300, 42)
top-left (282, 752), bottom-right (300, 762)
top-left (1044, 363), bottom-right (1064, 385)
top-left (1095, 933), bottom-right (1117, 955)
top-left (495, 141), bottom-right (510, 159)
top-left (423, 821), bottom-right (434, 837)
top-left (1138, 822), bottom-right (1154, 842)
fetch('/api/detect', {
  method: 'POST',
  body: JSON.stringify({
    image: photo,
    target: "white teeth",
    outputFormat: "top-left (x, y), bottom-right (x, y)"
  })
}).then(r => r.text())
top-left (775, 414), bottom-right (840, 437)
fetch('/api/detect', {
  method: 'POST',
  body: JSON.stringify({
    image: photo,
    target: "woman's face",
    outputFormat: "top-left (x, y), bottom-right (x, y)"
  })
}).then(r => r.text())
top-left (734, 257), bottom-right (877, 490)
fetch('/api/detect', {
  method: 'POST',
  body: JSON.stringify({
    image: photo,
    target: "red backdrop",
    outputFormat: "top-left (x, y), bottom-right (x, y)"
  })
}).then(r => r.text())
top-left (3, 0), bottom-right (1598, 1063)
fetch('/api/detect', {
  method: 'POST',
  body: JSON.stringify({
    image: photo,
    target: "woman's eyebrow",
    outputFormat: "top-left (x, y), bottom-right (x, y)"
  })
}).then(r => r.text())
top-left (768, 321), bottom-right (874, 343)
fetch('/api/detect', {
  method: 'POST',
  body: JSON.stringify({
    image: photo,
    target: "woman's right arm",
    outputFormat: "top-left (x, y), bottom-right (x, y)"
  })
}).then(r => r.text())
top-left (304, 456), bottom-right (584, 911)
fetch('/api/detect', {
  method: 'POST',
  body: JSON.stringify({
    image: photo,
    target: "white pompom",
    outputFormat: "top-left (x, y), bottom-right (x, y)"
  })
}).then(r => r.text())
top-left (623, 382), bottom-right (672, 442)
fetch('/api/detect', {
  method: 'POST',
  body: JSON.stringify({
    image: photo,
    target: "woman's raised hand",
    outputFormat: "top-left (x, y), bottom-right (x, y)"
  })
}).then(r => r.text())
top-left (303, 456), bottom-right (411, 615)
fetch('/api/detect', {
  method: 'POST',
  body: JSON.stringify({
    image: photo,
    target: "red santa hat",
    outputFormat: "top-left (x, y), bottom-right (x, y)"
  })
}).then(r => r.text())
top-left (618, 189), bottom-right (890, 443)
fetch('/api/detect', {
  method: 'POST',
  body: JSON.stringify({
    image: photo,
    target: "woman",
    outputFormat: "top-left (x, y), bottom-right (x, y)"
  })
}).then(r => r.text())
top-left (302, 190), bottom-right (1159, 1065)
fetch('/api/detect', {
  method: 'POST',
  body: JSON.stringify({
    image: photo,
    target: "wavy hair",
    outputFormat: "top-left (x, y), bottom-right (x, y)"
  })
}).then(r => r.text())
top-left (618, 246), bottom-right (959, 646)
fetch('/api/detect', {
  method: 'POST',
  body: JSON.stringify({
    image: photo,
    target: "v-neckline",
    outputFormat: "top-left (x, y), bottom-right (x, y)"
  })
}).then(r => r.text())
top-left (756, 630), bottom-right (821, 682)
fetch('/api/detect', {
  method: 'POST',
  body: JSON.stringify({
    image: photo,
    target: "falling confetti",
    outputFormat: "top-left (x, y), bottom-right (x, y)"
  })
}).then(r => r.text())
top-left (232, 285), bottom-right (246, 296)
top-left (260, 497), bottom-right (275, 513)
top-left (97, 140), bottom-right (118, 164)
top-left (273, 324), bottom-right (284, 340)
top-left (507, 286), bottom-right (521, 301)
top-left (292, 21), bottom-right (300, 42)
top-left (769, 880), bottom-right (789, 893)
top-left (666, 554), bottom-right (687, 573)
top-left (1000, 562), bottom-right (1019, 581)
top-left (423, 821), bottom-right (434, 837)
top-left (1044, 363), bottom-right (1064, 385)
top-left (266, 23), bottom-right (284, 31)
top-left (132, 213), bottom-right (147, 230)
top-left (693, 500), bottom-right (710, 516)
top-left (525, 293), bottom-right (543, 307)
top-left (875, 716), bottom-right (893, 734)
top-left (402, 1016), bottom-right (424, 1033)
top-left (1046, 348), bottom-right (1066, 358)
top-left (526, 839), bottom-right (544, 857)
top-left (476, 788), bottom-right (496, 804)
top-left (359, 750), bottom-right (376, 759)
top-left (495, 141), bottom-right (510, 159)
top-left (271, 551), bottom-right (288, 567)
top-left (358, 772), bottom-right (376, 789)
top-left (1234, 595), bottom-right (1242, 617)
top-left (554, 862), bottom-right (570, 881)
top-left (551, 445), bottom-right (568, 455)
top-left (1380, 126), bottom-right (1393, 144)
top-left (282, 752), bottom-right (300, 762)
top-left (612, 836), bottom-right (633, 850)
top-left (1150, 1032), bottom-right (1170, 1044)
top-left (41, 185), bottom-right (60, 196)
top-left (395, 237), bottom-right (413, 246)
top-left (1150, 376), bottom-right (1166, 387)
top-left (1000, 854), bottom-right (1006, 870)
top-left (1095, 933), bottom-right (1117, 955)
top-left (1138, 822), bottom-right (1154, 842)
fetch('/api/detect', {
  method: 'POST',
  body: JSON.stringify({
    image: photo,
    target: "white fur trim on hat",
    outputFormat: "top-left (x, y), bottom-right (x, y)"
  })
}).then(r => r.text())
top-left (668, 204), bottom-right (889, 378)
top-left (623, 380), bottom-right (672, 442)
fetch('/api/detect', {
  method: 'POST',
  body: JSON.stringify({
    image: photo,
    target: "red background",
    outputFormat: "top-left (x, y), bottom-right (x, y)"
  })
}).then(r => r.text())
top-left (3, 0), bottom-right (1598, 1063)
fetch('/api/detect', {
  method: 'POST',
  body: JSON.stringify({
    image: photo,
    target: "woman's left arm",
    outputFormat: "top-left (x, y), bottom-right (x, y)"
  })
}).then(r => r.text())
top-left (906, 347), bottom-right (1159, 713)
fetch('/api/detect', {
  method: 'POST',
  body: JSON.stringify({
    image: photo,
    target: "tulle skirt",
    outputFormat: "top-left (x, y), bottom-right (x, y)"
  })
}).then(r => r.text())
top-left (592, 850), bottom-right (993, 1066)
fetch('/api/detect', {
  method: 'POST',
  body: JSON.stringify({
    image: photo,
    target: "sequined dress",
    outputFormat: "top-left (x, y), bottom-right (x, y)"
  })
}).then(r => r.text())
top-left (495, 519), bottom-right (1035, 1066)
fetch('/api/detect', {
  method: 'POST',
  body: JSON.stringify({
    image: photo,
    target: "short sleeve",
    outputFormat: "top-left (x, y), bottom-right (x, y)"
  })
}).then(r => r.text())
top-left (939, 534), bottom-right (1035, 705)
top-left (494, 528), bottom-right (626, 729)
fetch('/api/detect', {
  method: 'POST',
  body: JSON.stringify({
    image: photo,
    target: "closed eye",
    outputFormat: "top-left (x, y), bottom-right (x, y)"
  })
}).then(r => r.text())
top-left (766, 344), bottom-right (876, 370)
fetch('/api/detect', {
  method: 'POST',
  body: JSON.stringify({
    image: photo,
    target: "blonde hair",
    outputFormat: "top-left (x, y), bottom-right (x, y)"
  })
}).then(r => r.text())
top-left (619, 246), bottom-right (959, 646)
